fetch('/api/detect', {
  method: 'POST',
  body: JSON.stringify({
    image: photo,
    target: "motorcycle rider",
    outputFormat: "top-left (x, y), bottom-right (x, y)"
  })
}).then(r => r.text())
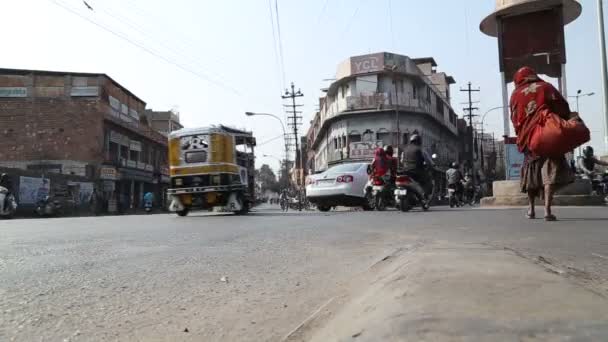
top-left (400, 134), bottom-right (432, 205)
top-left (578, 146), bottom-right (608, 177)
top-left (0, 173), bottom-right (12, 213)
top-left (446, 162), bottom-right (464, 201)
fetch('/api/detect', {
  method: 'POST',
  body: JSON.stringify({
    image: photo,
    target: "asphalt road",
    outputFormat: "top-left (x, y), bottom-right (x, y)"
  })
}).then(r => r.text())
top-left (1, 205), bottom-right (608, 341)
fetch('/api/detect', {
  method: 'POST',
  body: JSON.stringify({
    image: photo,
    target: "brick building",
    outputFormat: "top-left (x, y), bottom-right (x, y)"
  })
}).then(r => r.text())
top-left (0, 68), bottom-right (169, 212)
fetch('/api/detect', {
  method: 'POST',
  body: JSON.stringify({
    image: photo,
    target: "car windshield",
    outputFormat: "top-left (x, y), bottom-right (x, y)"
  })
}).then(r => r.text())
top-left (326, 163), bottom-right (364, 174)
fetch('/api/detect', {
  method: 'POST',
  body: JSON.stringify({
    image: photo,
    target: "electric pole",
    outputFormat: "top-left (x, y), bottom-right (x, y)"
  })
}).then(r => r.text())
top-left (460, 82), bottom-right (480, 180)
top-left (282, 82), bottom-right (304, 211)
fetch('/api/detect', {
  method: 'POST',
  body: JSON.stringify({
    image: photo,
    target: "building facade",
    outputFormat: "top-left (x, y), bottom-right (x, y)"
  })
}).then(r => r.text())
top-left (0, 68), bottom-right (170, 212)
top-left (308, 52), bottom-right (460, 172)
top-left (145, 109), bottom-right (184, 136)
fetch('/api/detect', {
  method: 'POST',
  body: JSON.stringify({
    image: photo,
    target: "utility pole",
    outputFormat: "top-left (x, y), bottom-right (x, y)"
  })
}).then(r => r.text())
top-left (282, 82), bottom-right (304, 211)
top-left (598, 0), bottom-right (608, 154)
top-left (460, 82), bottom-right (480, 179)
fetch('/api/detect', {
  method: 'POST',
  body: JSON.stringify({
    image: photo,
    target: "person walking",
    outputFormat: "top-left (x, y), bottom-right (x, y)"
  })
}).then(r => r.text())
top-left (510, 67), bottom-right (576, 221)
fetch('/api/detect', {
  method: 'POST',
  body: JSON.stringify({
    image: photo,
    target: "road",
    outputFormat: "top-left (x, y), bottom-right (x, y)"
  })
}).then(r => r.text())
top-left (1, 205), bottom-right (608, 341)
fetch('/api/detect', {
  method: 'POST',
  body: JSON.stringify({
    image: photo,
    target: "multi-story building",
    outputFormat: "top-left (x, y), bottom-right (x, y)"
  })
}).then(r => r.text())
top-left (0, 68), bottom-right (170, 211)
top-left (308, 52), bottom-right (460, 172)
top-left (145, 109), bottom-right (184, 136)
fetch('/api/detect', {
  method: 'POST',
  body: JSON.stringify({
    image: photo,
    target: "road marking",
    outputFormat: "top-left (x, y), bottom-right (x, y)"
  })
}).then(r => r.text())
top-left (592, 253), bottom-right (608, 260)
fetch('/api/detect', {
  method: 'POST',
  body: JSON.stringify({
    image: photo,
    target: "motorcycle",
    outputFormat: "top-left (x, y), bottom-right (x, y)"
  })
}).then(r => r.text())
top-left (0, 187), bottom-right (18, 219)
top-left (447, 184), bottom-right (461, 208)
top-left (394, 173), bottom-right (429, 212)
top-left (35, 196), bottom-right (62, 217)
top-left (370, 176), bottom-right (395, 211)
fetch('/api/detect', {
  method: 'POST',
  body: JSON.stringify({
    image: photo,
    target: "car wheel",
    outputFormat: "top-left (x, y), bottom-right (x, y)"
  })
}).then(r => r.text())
top-left (176, 208), bottom-right (189, 217)
top-left (317, 205), bottom-right (331, 212)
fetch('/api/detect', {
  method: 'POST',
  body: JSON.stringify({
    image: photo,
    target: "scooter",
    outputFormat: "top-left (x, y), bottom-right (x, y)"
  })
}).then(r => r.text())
top-left (394, 173), bottom-right (429, 212)
top-left (370, 176), bottom-right (395, 211)
top-left (0, 187), bottom-right (18, 219)
top-left (35, 196), bottom-right (62, 217)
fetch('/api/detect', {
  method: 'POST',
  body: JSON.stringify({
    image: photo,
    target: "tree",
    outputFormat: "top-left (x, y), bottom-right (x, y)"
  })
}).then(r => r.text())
top-left (257, 164), bottom-right (279, 193)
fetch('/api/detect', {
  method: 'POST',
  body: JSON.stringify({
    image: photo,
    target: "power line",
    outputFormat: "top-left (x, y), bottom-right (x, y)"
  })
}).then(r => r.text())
top-left (268, 0), bottom-right (285, 91)
top-left (316, 0), bottom-right (330, 25)
top-left (339, 0), bottom-right (363, 41)
top-left (274, 0), bottom-right (287, 87)
top-left (388, 0), bottom-right (395, 50)
top-left (258, 134), bottom-right (285, 146)
top-left (88, 0), bottom-right (232, 86)
top-left (50, 0), bottom-right (242, 96)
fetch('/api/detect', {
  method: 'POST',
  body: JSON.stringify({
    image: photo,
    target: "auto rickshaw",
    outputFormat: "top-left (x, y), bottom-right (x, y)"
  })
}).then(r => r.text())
top-left (167, 125), bottom-right (256, 216)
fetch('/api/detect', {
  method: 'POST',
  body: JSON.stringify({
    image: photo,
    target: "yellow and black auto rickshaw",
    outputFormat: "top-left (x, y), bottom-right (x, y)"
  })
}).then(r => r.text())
top-left (167, 125), bottom-right (256, 216)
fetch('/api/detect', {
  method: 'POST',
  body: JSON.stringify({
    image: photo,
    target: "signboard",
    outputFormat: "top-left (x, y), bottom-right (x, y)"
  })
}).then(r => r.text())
top-left (129, 141), bottom-right (142, 152)
top-left (70, 86), bottom-right (99, 97)
top-left (67, 181), bottom-right (94, 205)
top-left (0, 87), bottom-right (27, 97)
top-left (351, 53), bottom-right (384, 75)
top-left (145, 164), bottom-right (154, 172)
top-left (102, 180), bottom-right (115, 192)
top-left (110, 131), bottom-right (123, 144)
top-left (126, 160), bottom-right (137, 168)
top-left (505, 142), bottom-right (525, 180)
top-left (19, 177), bottom-right (50, 204)
top-left (346, 93), bottom-right (388, 110)
top-left (349, 141), bottom-right (383, 159)
top-left (99, 167), bottom-right (118, 180)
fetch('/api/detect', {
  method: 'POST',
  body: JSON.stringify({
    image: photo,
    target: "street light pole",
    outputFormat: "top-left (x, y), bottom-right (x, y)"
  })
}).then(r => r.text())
top-left (245, 111), bottom-right (289, 188)
top-left (598, 0), bottom-right (608, 153)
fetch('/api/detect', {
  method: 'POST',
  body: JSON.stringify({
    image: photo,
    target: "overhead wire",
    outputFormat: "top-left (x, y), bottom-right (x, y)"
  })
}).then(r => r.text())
top-left (338, 0), bottom-right (363, 41)
top-left (388, 0), bottom-right (395, 51)
top-left (268, 0), bottom-right (285, 91)
top-left (50, 0), bottom-right (242, 96)
top-left (87, 0), bottom-right (232, 86)
top-left (274, 0), bottom-right (287, 88)
top-left (316, 0), bottom-right (329, 25)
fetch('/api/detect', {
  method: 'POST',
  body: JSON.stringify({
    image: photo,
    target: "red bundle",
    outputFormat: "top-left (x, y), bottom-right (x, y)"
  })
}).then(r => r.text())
top-left (510, 67), bottom-right (590, 158)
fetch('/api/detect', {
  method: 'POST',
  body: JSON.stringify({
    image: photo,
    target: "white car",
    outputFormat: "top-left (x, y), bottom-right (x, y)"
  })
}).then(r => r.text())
top-left (305, 162), bottom-right (372, 212)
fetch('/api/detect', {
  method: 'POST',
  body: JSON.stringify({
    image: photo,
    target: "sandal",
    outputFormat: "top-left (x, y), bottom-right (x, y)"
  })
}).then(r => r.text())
top-left (544, 214), bottom-right (557, 222)
top-left (525, 211), bottom-right (535, 219)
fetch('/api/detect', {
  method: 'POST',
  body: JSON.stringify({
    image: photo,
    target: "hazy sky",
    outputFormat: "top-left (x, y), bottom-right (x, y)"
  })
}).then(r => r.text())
top-left (2, 0), bottom-right (606, 172)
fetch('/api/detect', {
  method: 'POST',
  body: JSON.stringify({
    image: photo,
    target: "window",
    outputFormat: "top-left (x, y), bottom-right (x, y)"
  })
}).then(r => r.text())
top-left (109, 142), bottom-right (119, 161)
top-left (349, 134), bottom-right (361, 143)
top-left (413, 85), bottom-right (417, 99)
top-left (376, 130), bottom-right (390, 143)
top-left (436, 96), bottom-right (444, 114)
top-left (334, 138), bottom-right (338, 149)
top-left (342, 136), bottom-right (346, 148)
top-left (426, 86), bottom-right (431, 102)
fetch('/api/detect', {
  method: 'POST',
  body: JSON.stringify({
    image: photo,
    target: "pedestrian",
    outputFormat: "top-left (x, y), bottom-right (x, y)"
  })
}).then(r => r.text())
top-left (510, 67), bottom-right (576, 221)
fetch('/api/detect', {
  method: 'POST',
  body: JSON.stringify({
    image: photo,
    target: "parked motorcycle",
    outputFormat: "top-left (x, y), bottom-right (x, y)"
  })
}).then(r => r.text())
top-left (0, 186), bottom-right (17, 219)
top-left (35, 196), bottom-right (62, 217)
top-left (394, 173), bottom-right (429, 212)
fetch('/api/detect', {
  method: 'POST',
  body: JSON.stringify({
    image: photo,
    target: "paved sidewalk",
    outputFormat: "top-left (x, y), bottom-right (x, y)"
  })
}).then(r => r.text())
top-left (306, 243), bottom-right (608, 341)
